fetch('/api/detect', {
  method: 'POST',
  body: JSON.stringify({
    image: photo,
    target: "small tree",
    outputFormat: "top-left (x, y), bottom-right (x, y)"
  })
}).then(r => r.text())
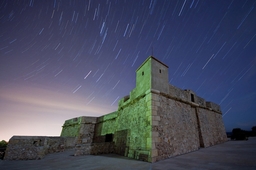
top-left (0, 140), bottom-right (8, 148)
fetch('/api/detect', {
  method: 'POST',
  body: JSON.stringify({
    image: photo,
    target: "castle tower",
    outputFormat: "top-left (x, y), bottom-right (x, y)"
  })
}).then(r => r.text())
top-left (134, 56), bottom-right (169, 96)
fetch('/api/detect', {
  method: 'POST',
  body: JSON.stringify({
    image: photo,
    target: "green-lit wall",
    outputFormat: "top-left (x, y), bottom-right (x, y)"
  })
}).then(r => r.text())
top-left (60, 117), bottom-right (83, 137)
top-left (133, 57), bottom-right (152, 99)
top-left (151, 58), bottom-right (169, 94)
top-left (94, 91), bottom-right (152, 161)
top-left (94, 112), bottom-right (117, 137)
top-left (117, 92), bottom-right (152, 160)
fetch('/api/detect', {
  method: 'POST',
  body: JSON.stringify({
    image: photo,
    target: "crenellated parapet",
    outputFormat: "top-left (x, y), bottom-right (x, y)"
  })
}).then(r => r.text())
top-left (167, 84), bottom-right (222, 113)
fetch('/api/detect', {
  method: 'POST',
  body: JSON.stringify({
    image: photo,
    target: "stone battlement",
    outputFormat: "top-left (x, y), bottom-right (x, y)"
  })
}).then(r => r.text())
top-left (119, 84), bottom-right (221, 114)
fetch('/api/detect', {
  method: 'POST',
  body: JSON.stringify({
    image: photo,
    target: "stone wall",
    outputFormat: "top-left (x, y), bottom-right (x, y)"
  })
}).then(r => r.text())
top-left (4, 136), bottom-right (75, 160)
top-left (206, 101), bottom-right (221, 112)
top-left (151, 91), bottom-right (200, 162)
top-left (94, 112), bottom-right (117, 138)
top-left (92, 91), bottom-right (152, 162)
top-left (61, 117), bottom-right (83, 137)
top-left (115, 91), bottom-right (152, 161)
top-left (149, 86), bottom-right (227, 162)
top-left (133, 57), bottom-right (152, 99)
top-left (72, 115), bottom-right (116, 156)
top-left (197, 108), bottom-right (227, 147)
top-left (61, 116), bottom-right (97, 139)
top-left (74, 142), bottom-right (115, 156)
top-left (169, 84), bottom-right (189, 102)
top-left (75, 117), bottom-right (97, 145)
top-left (114, 129), bottom-right (129, 156)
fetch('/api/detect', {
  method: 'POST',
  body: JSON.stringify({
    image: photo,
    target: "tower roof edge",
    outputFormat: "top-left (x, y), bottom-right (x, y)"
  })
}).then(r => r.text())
top-left (136, 56), bottom-right (169, 72)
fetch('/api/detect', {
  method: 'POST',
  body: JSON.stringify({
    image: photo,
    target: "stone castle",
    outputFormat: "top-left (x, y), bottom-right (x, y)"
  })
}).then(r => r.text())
top-left (4, 56), bottom-right (227, 162)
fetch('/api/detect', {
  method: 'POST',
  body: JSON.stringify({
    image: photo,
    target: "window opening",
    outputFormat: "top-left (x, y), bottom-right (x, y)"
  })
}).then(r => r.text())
top-left (142, 71), bottom-right (144, 76)
top-left (191, 94), bottom-right (195, 102)
top-left (105, 134), bottom-right (113, 142)
top-left (159, 69), bottom-right (161, 73)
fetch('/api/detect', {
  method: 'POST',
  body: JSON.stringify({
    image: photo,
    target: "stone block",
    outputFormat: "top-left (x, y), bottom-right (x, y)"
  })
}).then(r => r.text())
top-left (152, 142), bottom-right (156, 149)
top-left (152, 120), bottom-right (159, 126)
top-left (152, 132), bottom-right (159, 137)
top-left (153, 101), bottom-right (160, 106)
top-left (152, 137), bottom-right (160, 143)
top-left (152, 149), bottom-right (158, 157)
top-left (151, 89), bottom-right (160, 94)
top-left (152, 94), bottom-right (159, 101)
top-left (152, 105), bottom-right (158, 111)
top-left (152, 110), bottom-right (158, 115)
top-left (153, 116), bottom-right (160, 121)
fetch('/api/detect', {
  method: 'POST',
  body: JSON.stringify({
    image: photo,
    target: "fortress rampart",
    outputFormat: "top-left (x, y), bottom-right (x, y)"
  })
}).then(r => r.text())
top-left (4, 56), bottom-right (227, 162)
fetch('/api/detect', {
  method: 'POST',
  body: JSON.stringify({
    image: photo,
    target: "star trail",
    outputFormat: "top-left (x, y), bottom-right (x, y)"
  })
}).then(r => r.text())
top-left (0, 0), bottom-right (256, 141)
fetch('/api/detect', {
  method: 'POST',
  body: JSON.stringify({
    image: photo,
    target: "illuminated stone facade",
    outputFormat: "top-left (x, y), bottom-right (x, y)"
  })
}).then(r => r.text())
top-left (61, 56), bottom-right (227, 162)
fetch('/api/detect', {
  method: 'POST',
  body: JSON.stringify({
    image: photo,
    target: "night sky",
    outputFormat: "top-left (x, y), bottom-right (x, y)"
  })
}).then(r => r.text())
top-left (1, 0), bottom-right (256, 141)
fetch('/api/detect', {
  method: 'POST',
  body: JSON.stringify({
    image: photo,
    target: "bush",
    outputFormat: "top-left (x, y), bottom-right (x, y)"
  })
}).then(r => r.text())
top-left (231, 128), bottom-right (248, 140)
top-left (0, 140), bottom-right (7, 159)
top-left (0, 140), bottom-right (8, 148)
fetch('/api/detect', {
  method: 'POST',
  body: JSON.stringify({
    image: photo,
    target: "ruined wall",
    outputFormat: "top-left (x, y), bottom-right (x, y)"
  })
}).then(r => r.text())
top-left (151, 91), bottom-right (200, 162)
top-left (197, 108), bottom-right (227, 147)
top-left (4, 136), bottom-right (75, 160)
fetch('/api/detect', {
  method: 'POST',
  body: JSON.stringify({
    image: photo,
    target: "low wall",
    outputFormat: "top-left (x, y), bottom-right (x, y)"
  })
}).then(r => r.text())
top-left (4, 136), bottom-right (76, 160)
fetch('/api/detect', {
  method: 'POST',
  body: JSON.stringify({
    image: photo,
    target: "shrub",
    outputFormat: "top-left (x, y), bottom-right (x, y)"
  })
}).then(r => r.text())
top-left (0, 140), bottom-right (8, 148)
